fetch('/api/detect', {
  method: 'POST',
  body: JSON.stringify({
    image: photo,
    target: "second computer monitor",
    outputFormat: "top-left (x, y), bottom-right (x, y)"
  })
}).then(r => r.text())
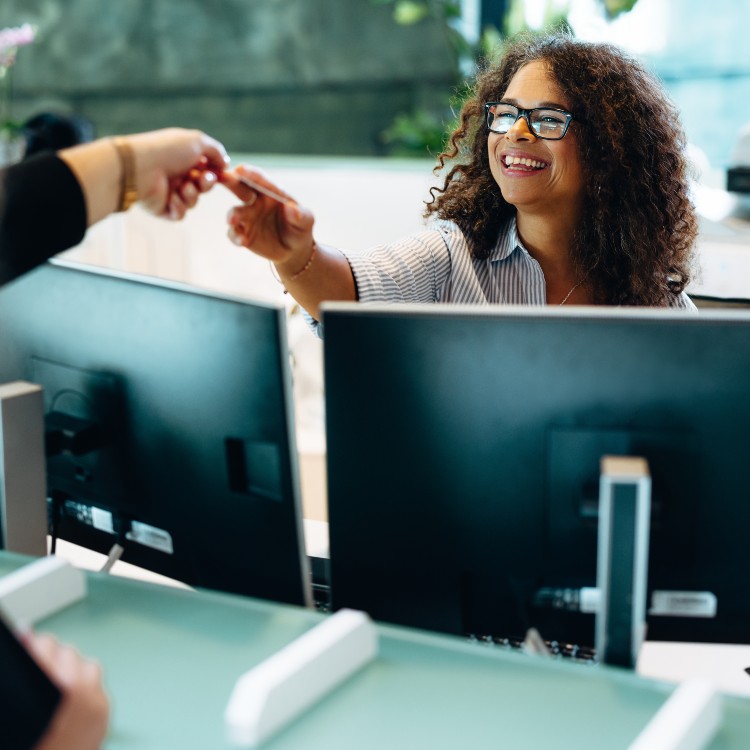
top-left (323, 303), bottom-right (750, 645)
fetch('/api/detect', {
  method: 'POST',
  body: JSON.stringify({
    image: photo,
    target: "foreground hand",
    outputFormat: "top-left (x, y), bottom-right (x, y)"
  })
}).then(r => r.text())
top-left (221, 165), bottom-right (316, 274)
top-left (127, 127), bottom-right (230, 219)
top-left (25, 632), bottom-right (110, 750)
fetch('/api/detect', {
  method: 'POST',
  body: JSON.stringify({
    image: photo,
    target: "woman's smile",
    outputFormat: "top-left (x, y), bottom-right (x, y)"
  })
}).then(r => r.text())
top-left (500, 148), bottom-right (551, 175)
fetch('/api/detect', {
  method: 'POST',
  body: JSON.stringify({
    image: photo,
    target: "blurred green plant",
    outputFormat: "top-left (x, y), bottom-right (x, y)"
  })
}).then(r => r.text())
top-left (601, 0), bottom-right (640, 20)
top-left (376, 0), bottom-right (639, 157)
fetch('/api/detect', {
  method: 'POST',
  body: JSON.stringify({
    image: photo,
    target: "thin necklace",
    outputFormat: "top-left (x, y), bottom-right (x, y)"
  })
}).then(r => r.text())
top-left (559, 279), bottom-right (584, 306)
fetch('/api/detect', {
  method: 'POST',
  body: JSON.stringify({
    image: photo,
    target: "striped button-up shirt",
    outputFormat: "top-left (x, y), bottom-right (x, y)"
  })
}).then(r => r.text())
top-left (307, 217), bottom-right (696, 335)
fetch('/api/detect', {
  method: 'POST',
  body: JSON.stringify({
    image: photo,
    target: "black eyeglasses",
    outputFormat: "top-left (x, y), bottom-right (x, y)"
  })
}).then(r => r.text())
top-left (485, 102), bottom-right (575, 140)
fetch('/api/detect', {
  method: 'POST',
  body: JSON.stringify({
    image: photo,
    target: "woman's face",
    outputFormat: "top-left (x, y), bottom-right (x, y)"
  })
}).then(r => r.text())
top-left (488, 60), bottom-right (585, 219)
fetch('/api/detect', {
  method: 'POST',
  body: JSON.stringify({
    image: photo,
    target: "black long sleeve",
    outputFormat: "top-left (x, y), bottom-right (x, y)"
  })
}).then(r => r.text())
top-left (0, 153), bottom-right (87, 287)
top-left (0, 155), bottom-right (86, 748)
top-left (0, 618), bottom-right (61, 750)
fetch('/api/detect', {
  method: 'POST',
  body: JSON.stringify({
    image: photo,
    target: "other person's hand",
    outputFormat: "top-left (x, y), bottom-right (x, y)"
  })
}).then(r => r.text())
top-left (126, 127), bottom-right (229, 219)
top-left (24, 632), bottom-right (110, 750)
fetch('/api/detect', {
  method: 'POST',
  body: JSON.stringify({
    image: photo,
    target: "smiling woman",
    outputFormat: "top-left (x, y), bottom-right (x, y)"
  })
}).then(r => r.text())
top-left (221, 30), bottom-right (698, 332)
top-left (429, 31), bottom-right (699, 308)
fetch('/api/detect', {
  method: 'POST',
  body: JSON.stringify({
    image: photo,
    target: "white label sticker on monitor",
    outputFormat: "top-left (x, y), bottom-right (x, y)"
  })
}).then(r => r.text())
top-left (90, 506), bottom-right (115, 534)
top-left (126, 522), bottom-right (174, 555)
top-left (649, 590), bottom-right (717, 618)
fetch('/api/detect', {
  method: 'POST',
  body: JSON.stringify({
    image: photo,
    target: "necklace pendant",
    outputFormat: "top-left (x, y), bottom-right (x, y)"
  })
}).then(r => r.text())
top-left (559, 280), bottom-right (583, 306)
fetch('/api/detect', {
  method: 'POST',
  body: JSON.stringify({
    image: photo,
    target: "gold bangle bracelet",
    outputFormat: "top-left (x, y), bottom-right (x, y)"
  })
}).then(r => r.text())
top-left (111, 137), bottom-right (138, 212)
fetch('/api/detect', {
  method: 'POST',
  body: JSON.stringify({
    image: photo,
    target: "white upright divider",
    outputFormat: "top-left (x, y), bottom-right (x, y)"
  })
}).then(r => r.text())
top-left (596, 455), bottom-right (651, 668)
top-left (0, 556), bottom-right (87, 629)
top-left (628, 680), bottom-right (723, 750)
top-left (0, 381), bottom-right (48, 556)
top-left (225, 608), bottom-right (377, 746)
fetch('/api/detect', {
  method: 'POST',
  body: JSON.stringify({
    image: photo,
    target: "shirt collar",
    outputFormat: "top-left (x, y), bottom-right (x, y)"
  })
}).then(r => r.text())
top-left (488, 214), bottom-right (527, 262)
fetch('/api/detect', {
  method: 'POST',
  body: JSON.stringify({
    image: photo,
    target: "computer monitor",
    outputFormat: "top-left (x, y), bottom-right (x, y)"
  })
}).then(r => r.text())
top-left (323, 303), bottom-right (750, 646)
top-left (0, 260), bottom-right (311, 607)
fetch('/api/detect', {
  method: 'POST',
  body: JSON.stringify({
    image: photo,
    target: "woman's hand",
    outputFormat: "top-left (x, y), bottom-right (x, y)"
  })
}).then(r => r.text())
top-left (221, 164), bottom-right (355, 319)
top-left (222, 165), bottom-right (316, 277)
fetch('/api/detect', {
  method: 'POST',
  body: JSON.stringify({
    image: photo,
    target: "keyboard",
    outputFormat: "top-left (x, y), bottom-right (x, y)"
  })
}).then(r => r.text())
top-left (467, 632), bottom-right (597, 664)
top-left (309, 556), bottom-right (597, 663)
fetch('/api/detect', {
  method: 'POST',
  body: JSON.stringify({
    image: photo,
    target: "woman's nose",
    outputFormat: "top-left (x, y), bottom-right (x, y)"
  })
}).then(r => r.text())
top-left (506, 115), bottom-right (537, 142)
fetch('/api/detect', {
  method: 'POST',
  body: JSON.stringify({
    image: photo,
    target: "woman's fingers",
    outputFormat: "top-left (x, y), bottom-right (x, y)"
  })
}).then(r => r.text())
top-left (219, 164), bottom-right (294, 205)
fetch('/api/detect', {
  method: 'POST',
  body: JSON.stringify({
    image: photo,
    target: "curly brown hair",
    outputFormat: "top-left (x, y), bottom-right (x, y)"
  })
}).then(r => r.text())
top-left (426, 31), bottom-right (698, 306)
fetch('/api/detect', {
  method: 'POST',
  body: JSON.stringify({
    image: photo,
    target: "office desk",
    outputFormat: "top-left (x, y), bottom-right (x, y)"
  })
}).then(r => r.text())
top-left (2, 553), bottom-right (750, 750)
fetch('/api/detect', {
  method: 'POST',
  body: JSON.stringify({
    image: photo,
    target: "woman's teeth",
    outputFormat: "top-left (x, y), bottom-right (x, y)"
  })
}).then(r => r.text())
top-left (504, 155), bottom-right (547, 169)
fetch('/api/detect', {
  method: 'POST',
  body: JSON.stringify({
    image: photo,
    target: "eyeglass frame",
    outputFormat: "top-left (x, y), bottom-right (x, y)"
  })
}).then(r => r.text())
top-left (484, 101), bottom-right (576, 140)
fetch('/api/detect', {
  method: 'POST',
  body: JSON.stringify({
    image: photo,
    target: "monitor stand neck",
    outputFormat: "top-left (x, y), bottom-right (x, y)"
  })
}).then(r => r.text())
top-left (595, 455), bottom-right (651, 668)
top-left (0, 381), bottom-right (48, 556)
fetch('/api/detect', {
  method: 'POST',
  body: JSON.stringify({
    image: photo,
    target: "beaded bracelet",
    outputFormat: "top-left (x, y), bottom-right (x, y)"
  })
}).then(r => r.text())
top-left (289, 243), bottom-right (317, 281)
top-left (270, 243), bottom-right (317, 294)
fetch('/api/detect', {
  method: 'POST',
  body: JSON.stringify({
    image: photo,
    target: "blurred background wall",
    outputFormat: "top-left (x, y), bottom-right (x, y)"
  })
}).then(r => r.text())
top-left (2, 0), bottom-right (750, 167)
top-left (0, 0), bottom-right (457, 156)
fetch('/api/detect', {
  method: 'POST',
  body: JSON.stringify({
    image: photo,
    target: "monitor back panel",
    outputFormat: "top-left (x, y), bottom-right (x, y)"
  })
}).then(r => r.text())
top-left (323, 304), bottom-right (750, 644)
top-left (0, 261), bottom-right (310, 606)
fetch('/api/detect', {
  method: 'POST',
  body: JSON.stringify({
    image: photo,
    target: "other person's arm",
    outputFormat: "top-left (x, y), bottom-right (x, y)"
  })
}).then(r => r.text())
top-left (0, 127), bottom-right (228, 286)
